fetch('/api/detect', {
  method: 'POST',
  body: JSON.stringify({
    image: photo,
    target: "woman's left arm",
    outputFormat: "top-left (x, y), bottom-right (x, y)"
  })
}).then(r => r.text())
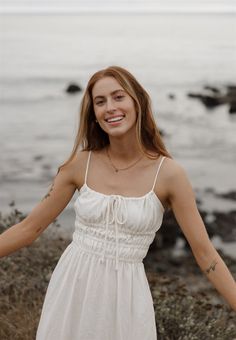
top-left (166, 159), bottom-right (236, 311)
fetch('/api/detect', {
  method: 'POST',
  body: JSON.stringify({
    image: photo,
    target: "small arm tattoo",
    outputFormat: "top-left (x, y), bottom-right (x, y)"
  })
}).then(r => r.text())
top-left (41, 183), bottom-right (54, 202)
top-left (205, 259), bottom-right (218, 274)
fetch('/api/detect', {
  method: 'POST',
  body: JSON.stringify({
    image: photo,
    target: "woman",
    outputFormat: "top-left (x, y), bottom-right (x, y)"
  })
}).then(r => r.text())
top-left (0, 66), bottom-right (235, 339)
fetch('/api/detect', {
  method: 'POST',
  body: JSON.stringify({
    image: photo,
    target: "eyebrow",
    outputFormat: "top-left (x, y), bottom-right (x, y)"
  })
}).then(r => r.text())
top-left (93, 89), bottom-right (125, 101)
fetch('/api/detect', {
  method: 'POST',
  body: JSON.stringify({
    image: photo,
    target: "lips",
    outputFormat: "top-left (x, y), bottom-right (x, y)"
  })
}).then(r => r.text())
top-left (105, 114), bottom-right (125, 123)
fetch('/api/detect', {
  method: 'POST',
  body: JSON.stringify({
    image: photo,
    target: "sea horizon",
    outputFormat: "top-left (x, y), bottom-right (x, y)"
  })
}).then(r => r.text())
top-left (1, 9), bottom-right (236, 15)
top-left (0, 11), bottom-right (235, 261)
top-left (0, 13), bottom-right (235, 255)
top-left (0, 0), bottom-right (236, 15)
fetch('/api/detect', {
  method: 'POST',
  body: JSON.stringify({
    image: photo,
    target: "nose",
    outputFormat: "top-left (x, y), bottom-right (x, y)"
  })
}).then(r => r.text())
top-left (105, 98), bottom-right (116, 112)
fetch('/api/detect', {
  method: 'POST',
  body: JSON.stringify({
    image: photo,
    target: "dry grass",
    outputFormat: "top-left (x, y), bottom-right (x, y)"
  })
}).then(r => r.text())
top-left (0, 205), bottom-right (236, 339)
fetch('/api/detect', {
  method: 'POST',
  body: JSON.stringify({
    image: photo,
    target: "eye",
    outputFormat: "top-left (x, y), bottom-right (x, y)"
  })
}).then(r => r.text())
top-left (95, 100), bottom-right (104, 106)
top-left (115, 95), bottom-right (125, 101)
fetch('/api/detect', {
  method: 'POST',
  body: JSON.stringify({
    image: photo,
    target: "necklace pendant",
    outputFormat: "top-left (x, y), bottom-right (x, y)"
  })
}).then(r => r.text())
top-left (106, 147), bottom-right (143, 173)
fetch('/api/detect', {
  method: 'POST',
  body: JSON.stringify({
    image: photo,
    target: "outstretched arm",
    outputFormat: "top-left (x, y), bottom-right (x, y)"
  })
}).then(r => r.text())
top-left (166, 159), bottom-right (236, 311)
top-left (0, 162), bottom-right (77, 258)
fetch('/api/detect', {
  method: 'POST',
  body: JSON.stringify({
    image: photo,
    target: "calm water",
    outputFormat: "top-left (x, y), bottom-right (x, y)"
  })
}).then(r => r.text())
top-left (0, 14), bottom-right (236, 225)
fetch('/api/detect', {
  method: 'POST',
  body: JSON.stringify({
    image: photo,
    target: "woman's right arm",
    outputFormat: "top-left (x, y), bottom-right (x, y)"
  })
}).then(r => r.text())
top-left (0, 161), bottom-right (78, 258)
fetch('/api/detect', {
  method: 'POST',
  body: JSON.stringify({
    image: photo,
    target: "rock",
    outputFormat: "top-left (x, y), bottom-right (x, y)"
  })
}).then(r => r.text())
top-left (65, 83), bottom-right (82, 94)
top-left (215, 190), bottom-right (236, 201)
top-left (151, 204), bottom-right (236, 253)
top-left (227, 85), bottom-right (236, 92)
top-left (155, 209), bottom-right (182, 248)
top-left (226, 86), bottom-right (236, 114)
top-left (200, 95), bottom-right (223, 107)
top-left (187, 92), bottom-right (223, 108)
top-left (206, 210), bottom-right (236, 242)
top-left (34, 155), bottom-right (44, 161)
top-left (187, 84), bottom-right (236, 113)
top-left (229, 101), bottom-right (236, 114)
top-left (159, 128), bottom-right (166, 137)
top-left (168, 93), bottom-right (176, 100)
top-left (203, 86), bottom-right (221, 94)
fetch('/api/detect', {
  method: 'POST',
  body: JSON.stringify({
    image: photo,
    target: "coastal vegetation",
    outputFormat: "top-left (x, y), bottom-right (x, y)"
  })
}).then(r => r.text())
top-left (0, 204), bottom-right (235, 340)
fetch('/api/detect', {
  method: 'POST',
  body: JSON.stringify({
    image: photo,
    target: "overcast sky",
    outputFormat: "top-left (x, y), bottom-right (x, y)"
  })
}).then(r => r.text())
top-left (0, 0), bottom-right (235, 13)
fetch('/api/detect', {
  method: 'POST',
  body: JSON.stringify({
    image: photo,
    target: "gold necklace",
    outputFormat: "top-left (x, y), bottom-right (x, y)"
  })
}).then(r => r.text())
top-left (106, 148), bottom-right (143, 173)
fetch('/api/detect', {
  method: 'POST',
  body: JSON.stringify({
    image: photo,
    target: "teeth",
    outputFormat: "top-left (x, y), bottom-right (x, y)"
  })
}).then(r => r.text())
top-left (107, 116), bottom-right (124, 123)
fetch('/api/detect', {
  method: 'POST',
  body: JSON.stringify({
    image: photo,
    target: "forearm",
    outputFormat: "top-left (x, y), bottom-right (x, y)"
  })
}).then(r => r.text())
top-left (193, 243), bottom-right (236, 311)
top-left (0, 222), bottom-right (34, 258)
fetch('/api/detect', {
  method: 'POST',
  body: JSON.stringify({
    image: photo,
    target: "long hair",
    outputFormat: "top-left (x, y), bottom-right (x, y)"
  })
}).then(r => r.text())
top-left (56, 66), bottom-right (171, 174)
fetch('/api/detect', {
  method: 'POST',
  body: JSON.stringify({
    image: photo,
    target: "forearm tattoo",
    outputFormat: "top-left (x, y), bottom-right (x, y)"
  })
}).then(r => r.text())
top-left (205, 259), bottom-right (218, 274)
top-left (41, 183), bottom-right (54, 202)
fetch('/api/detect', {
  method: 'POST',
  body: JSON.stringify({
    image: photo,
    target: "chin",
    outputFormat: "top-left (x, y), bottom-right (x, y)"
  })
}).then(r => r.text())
top-left (101, 123), bottom-right (136, 139)
top-left (107, 131), bottom-right (125, 139)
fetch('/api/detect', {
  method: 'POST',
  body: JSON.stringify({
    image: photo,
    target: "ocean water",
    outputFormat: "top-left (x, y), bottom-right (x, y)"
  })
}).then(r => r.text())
top-left (1, 0), bottom-right (236, 14)
top-left (0, 13), bottom-right (236, 223)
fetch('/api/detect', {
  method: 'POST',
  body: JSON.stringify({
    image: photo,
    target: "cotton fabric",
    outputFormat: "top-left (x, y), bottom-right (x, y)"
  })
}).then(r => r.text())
top-left (36, 152), bottom-right (165, 340)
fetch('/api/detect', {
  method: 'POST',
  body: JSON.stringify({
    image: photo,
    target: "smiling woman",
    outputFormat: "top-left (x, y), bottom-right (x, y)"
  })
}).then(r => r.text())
top-left (0, 65), bottom-right (236, 340)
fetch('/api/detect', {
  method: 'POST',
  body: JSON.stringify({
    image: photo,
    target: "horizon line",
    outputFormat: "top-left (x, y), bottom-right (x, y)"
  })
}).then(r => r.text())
top-left (1, 7), bottom-right (236, 15)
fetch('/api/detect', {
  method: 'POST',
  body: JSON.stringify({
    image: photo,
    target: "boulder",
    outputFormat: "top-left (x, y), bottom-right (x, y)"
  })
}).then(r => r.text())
top-left (168, 93), bottom-right (176, 100)
top-left (65, 83), bottom-right (82, 94)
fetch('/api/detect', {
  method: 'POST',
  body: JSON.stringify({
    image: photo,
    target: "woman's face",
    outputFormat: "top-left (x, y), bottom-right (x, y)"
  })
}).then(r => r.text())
top-left (92, 76), bottom-right (137, 139)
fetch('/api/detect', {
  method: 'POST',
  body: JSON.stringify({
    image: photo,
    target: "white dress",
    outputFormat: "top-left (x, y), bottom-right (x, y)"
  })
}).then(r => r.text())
top-left (36, 151), bottom-right (166, 340)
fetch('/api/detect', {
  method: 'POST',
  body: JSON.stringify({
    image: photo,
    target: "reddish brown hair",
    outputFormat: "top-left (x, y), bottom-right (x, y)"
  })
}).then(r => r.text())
top-left (57, 65), bottom-right (171, 173)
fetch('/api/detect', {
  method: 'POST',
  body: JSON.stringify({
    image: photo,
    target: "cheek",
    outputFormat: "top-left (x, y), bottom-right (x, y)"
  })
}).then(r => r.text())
top-left (94, 107), bottom-right (103, 119)
top-left (129, 104), bottom-right (137, 121)
top-left (127, 99), bottom-right (137, 116)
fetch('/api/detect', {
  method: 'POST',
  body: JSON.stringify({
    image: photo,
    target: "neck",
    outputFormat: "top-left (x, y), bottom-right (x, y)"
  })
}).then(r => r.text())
top-left (107, 138), bottom-right (143, 161)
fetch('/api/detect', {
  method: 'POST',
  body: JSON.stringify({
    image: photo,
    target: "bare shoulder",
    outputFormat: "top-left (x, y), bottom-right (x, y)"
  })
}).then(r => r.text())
top-left (162, 157), bottom-right (194, 199)
top-left (68, 150), bottom-right (90, 189)
top-left (70, 149), bottom-right (90, 167)
top-left (162, 157), bottom-right (187, 181)
top-left (55, 150), bottom-right (90, 190)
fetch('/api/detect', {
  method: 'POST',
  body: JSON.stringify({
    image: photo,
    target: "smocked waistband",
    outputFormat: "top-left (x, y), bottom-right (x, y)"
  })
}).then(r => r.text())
top-left (72, 230), bottom-right (148, 266)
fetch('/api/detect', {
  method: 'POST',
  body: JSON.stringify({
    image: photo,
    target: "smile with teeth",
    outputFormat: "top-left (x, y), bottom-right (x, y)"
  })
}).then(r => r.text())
top-left (105, 115), bottom-right (125, 123)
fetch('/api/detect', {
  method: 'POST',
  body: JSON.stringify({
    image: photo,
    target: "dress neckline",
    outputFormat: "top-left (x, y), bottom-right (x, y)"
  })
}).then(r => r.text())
top-left (79, 183), bottom-right (165, 212)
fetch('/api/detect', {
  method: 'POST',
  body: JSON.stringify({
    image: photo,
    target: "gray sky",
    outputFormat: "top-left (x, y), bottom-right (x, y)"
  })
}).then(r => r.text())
top-left (0, 0), bottom-right (235, 13)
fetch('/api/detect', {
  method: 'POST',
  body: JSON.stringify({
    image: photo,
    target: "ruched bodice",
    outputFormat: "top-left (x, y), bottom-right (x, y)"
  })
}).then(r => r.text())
top-left (73, 182), bottom-right (164, 270)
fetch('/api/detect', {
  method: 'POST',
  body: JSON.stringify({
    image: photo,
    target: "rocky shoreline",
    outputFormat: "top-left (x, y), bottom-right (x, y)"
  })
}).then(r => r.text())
top-left (187, 84), bottom-right (236, 114)
top-left (149, 189), bottom-right (236, 253)
top-left (64, 81), bottom-right (236, 115)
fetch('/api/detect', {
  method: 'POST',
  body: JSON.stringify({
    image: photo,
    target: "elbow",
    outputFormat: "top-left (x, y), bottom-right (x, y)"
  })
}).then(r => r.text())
top-left (190, 238), bottom-right (217, 260)
top-left (189, 234), bottom-right (216, 257)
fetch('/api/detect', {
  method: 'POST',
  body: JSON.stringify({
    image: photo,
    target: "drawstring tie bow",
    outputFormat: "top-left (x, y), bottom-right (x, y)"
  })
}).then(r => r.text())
top-left (100, 195), bottom-right (127, 271)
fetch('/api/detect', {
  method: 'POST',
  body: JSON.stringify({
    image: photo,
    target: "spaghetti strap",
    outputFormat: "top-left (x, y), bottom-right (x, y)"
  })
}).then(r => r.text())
top-left (84, 151), bottom-right (92, 184)
top-left (151, 156), bottom-right (166, 191)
